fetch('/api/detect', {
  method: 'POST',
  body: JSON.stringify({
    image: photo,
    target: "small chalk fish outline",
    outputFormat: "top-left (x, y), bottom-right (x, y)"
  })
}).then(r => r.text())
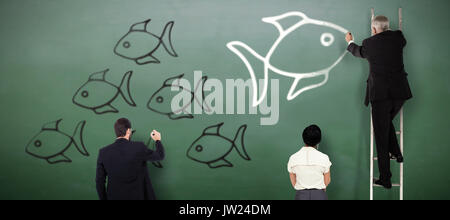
top-left (25, 119), bottom-right (89, 164)
top-left (227, 11), bottom-right (349, 107)
top-left (114, 19), bottom-right (178, 65)
top-left (73, 69), bottom-right (136, 114)
top-left (187, 123), bottom-right (250, 168)
top-left (147, 74), bottom-right (212, 120)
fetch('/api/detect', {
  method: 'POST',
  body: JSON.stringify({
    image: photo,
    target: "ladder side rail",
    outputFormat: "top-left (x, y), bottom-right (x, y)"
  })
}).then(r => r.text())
top-left (399, 7), bottom-right (404, 201)
top-left (369, 8), bottom-right (375, 201)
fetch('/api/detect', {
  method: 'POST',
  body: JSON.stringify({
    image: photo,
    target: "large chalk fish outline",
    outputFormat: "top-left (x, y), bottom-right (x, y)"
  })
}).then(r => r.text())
top-left (114, 19), bottom-right (178, 65)
top-left (147, 74), bottom-right (212, 120)
top-left (187, 123), bottom-right (250, 168)
top-left (227, 11), bottom-right (349, 107)
top-left (25, 119), bottom-right (89, 164)
top-left (72, 69), bottom-right (136, 114)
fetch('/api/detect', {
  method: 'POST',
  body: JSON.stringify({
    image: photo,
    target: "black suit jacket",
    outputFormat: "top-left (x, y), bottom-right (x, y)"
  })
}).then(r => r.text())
top-left (96, 138), bottom-right (165, 200)
top-left (347, 30), bottom-right (412, 106)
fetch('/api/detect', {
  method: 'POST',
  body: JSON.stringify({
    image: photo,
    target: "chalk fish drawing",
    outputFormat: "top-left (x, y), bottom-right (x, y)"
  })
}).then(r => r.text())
top-left (227, 11), bottom-right (349, 107)
top-left (114, 19), bottom-right (178, 65)
top-left (73, 69), bottom-right (136, 114)
top-left (147, 74), bottom-right (211, 120)
top-left (187, 123), bottom-right (250, 168)
top-left (25, 119), bottom-right (89, 164)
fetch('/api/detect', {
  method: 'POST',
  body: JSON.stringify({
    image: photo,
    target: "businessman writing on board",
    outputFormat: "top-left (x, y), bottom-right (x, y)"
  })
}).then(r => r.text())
top-left (345, 15), bottom-right (412, 188)
top-left (96, 118), bottom-right (165, 200)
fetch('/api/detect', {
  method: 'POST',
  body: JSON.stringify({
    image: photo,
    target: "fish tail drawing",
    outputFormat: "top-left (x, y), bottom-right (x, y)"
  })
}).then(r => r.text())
top-left (118, 71), bottom-right (137, 107)
top-left (71, 120), bottom-right (89, 156)
top-left (232, 124), bottom-right (250, 161)
top-left (226, 41), bottom-right (269, 107)
top-left (193, 76), bottom-right (212, 112)
top-left (160, 21), bottom-right (178, 57)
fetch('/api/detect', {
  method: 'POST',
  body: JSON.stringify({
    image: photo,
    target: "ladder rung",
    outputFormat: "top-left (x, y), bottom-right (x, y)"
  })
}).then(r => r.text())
top-left (396, 131), bottom-right (401, 135)
top-left (373, 157), bottom-right (396, 161)
top-left (374, 183), bottom-right (401, 187)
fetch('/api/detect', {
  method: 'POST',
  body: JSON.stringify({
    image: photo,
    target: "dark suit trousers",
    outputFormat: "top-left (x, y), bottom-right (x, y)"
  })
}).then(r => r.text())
top-left (371, 99), bottom-right (404, 182)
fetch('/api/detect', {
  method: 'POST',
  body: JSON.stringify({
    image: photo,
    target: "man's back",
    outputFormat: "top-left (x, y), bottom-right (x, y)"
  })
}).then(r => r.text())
top-left (96, 138), bottom-right (164, 200)
top-left (347, 30), bottom-right (412, 105)
top-left (364, 30), bottom-right (406, 73)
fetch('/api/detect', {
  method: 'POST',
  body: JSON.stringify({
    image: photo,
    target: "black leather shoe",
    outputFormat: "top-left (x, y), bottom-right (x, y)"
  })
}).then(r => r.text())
top-left (390, 154), bottom-right (404, 163)
top-left (374, 179), bottom-right (392, 189)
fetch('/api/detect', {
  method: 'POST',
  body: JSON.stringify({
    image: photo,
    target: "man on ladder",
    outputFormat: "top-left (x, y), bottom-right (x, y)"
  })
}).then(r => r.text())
top-left (344, 12), bottom-right (413, 189)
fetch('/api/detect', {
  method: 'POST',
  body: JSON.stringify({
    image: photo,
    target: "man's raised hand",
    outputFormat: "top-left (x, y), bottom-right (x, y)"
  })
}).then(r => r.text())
top-left (346, 32), bottom-right (353, 43)
top-left (151, 130), bottom-right (161, 141)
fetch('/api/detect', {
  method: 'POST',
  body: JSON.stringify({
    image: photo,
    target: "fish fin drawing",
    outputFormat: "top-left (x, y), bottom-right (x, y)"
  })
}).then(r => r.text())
top-left (130, 19), bottom-right (151, 31)
top-left (152, 161), bottom-right (163, 168)
top-left (160, 21), bottom-right (178, 57)
top-left (71, 120), bottom-right (89, 156)
top-left (226, 41), bottom-right (268, 107)
top-left (262, 12), bottom-right (307, 35)
top-left (46, 154), bottom-right (72, 164)
top-left (193, 76), bottom-right (212, 112)
top-left (118, 71), bottom-right (137, 107)
top-left (136, 55), bottom-right (160, 65)
top-left (232, 124), bottom-right (250, 160)
top-left (94, 104), bottom-right (119, 114)
top-left (208, 159), bottom-right (233, 168)
top-left (287, 73), bottom-right (329, 101)
top-left (88, 69), bottom-right (109, 81)
top-left (163, 74), bottom-right (184, 87)
top-left (169, 112), bottom-right (193, 120)
top-left (42, 119), bottom-right (63, 131)
top-left (202, 122), bottom-right (224, 135)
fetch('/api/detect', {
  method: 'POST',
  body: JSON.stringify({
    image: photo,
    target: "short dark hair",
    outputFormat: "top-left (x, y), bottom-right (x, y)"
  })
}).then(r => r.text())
top-left (114, 118), bottom-right (131, 137)
top-left (302, 125), bottom-right (321, 147)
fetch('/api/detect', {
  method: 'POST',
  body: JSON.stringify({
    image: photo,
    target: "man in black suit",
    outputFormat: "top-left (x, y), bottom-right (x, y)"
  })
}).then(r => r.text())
top-left (345, 15), bottom-right (412, 188)
top-left (96, 118), bottom-right (165, 200)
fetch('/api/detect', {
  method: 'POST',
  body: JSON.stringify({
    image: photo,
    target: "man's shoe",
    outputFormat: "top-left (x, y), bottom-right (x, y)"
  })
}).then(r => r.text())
top-left (390, 154), bottom-right (404, 163)
top-left (374, 179), bottom-right (392, 189)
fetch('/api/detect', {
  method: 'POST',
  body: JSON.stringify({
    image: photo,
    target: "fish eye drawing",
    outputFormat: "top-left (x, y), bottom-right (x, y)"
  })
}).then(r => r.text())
top-left (25, 119), bottom-right (89, 164)
top-left (73, 69), bottom-right (136, 114)
top-left (187, 123), bottom-right (250, 168)
top-left (226, 11), bottom-right (349, 107)
top-left (114, 19), bottom-right (178, 65)
top-left (147, 74), bottom-right (211, 120)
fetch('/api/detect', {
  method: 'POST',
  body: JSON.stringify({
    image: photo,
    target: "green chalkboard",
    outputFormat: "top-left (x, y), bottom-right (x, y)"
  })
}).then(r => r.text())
top-left (0, 0), bottom-right (449, 200)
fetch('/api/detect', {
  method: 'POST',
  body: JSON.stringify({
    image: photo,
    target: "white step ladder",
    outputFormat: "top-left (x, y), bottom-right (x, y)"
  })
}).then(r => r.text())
top-left (369, 8), bottom-right (404, 200)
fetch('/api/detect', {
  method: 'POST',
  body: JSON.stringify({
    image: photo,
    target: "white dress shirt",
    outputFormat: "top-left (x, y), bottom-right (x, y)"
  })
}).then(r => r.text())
top-left (287, 147), bottom-right (332, 190)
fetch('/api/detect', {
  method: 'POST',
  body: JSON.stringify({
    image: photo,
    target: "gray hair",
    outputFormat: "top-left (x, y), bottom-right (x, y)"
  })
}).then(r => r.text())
top-left (372, 15), bottom-right (390, 32)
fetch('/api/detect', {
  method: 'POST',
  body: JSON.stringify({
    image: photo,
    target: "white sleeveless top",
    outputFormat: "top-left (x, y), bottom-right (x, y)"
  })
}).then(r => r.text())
top-left (287, 147), bottom-right (332, 190)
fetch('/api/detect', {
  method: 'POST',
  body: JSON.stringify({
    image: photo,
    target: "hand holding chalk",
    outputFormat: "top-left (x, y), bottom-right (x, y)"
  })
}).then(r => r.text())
top-left (345, 32), bottom-right (353, 43)
top-left (151, 130), bottom-right (161, 141)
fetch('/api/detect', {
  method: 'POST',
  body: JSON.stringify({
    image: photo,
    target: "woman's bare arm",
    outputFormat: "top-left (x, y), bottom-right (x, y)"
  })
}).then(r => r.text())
top-left (324, 171), bottom-right (331, 187)
top-left (289, 173), bottom-right (296, 188)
